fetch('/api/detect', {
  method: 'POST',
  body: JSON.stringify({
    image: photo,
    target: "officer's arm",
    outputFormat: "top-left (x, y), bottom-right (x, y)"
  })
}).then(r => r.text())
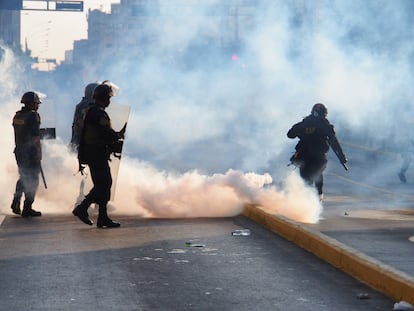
top-left (118, 123), bottom-right (127, 139)
top-left (326, 125), bottom-right (347, 166)
top-left (99, 114), bottom-right (123, 142)
top-left (287, 122), bottom-right (303, 139)
top-left (28, 112), bottom-right (42, 162)
top-left (32, 136), bottom-right (42, 161)
top-left (72, 105), bottom-right (80, 127)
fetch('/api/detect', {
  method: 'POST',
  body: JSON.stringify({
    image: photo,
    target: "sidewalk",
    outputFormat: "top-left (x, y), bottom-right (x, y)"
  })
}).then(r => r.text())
top-left (243, 201), bottom-right (414, 305)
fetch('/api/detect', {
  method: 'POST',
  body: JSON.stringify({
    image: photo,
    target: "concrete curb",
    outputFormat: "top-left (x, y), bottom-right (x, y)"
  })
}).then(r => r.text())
top-left (0, 215), bottom-right (5, 227)
top-left (243, 204), bottom-right (414, 304)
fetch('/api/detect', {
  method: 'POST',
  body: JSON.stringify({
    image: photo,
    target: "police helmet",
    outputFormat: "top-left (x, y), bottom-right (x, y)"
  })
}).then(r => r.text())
top-left (21, 91), bottom-right (41, 105)
top-left (311, 103), bottom-right (327, 118)
top-left (93, 84), bottom-right (112, 101)
top-left (102, 80), bottom-right (119, 96)
top-left (93, 80), bottom-right (119, 100)
top-left (84, 82), bottom-right (100, 99)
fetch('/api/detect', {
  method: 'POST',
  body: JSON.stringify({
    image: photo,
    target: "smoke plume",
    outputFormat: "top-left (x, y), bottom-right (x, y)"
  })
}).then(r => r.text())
top-left (4, 1), bottom-right (414, 223)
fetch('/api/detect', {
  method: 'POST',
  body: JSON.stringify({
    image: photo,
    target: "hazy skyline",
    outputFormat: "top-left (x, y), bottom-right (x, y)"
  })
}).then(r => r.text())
top-left (20, 0), bottom-right (119, 67)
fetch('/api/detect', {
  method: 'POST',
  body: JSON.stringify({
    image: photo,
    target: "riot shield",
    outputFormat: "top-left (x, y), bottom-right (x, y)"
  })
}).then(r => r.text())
top-left (106, 103), bottom-right (131, 201)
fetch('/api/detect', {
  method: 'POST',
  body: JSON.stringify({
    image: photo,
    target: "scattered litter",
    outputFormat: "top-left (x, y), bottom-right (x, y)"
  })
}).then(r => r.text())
top-left (133, 257), bottom-right (162, 261)
top-left (201, 248), bottom-right (218, 253)
top-left (185, 242), bottom-right (206, 247)
top-left (393, 301), bottom-right (414, 311)
top-left (232, 229), bottom-right (251, 236)
top-left (356, 293), bottom-right (370, 299)
top-left (168, 249), bottom-right (186, 254)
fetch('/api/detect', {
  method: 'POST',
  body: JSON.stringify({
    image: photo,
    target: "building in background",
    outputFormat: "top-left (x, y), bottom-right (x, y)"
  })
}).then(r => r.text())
top-left (0, 3), bottom-right (22, 55)
top-left (2, 0), bottom-right (256, 71)
top-left (69, 0), bottom-right (256, 70)
top-left (1, 0), bottom-right (85, 70)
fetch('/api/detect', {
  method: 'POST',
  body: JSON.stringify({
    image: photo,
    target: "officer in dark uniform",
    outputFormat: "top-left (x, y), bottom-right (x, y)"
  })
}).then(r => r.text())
top-left (72, 82), bottom-right (125, 228)
top-left (70, 82), bottom-right (100, 152)
top-left (11, 91), bottom-right (43, 217)
top-left (287, 103), bottom-right (348, 200)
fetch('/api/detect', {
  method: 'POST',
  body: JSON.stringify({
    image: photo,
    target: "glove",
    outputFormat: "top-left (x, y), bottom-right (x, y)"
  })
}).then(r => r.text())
top-left (118, 122), bottom-right (127, 139)
top-left (78, 160), bottom-right (86, 175)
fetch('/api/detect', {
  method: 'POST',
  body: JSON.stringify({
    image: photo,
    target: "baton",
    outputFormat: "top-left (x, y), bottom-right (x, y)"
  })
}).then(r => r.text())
top-left (332, 147), bottom-right (349, 171)
top-left (40, 163), bottom-right (47, 189)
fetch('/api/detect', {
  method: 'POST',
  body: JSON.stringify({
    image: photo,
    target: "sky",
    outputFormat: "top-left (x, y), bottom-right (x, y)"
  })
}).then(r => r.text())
top-left (3, 0), bottom-right (414, 223)
top-left (21, 0), bottom-right (120, 64)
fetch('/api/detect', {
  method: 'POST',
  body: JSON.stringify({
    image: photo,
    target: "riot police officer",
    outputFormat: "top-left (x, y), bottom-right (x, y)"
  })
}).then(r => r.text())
top-left (72, 81), bottom-right (125, 228)
top-left (70, 82), bottom-right (100, 152)
top-left (287, 103), bottom-right (348, 200)
top-left (11, 91), bottom-right (43, 217)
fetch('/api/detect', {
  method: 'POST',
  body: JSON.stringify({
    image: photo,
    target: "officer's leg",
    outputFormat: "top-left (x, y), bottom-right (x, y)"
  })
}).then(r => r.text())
top-left (299, 163), bottom-right (314, 186)
top-left (21, 166), bottom-right (41, 217)
top-left (398, 152), bottom-right (411, 183)
top-left (11, 152), bottom-right (24, 215)
top-left (11, 179), bottom-right (24, 215)
top-left (72, 197), bottom-right (93, 225)
top-left (72, 163), bottom-right (97, 226)
top-left (314, 160), bottom-right (327, 200)
top-left (315, 174), bottom-right (323, 196)
top-left (96, 161), bottom-right (119, 228)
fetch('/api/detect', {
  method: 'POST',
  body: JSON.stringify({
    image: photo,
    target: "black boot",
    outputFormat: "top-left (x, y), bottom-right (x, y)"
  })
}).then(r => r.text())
top-left (97, 204), bottom-right (120, 228)
top-left (12, 180), bottom-right (23, 215)
top-left (72, 198), bottom-right (93, 225)
top-left (21, 201), bottom-right (41, 218)
top-left (10, 197), bottom-right (21, 215)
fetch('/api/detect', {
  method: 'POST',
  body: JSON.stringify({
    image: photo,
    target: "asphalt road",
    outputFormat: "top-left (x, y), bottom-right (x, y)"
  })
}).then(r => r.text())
top-left (0, 214), bottom-right (393, 311)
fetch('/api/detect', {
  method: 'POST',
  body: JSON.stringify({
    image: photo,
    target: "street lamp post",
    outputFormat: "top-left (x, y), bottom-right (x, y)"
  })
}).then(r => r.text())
top-left (23, 20), bottom-right (52, 57)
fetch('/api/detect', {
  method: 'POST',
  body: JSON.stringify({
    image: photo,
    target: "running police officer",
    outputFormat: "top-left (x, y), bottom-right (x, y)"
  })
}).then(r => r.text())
top-left (72, 81), bottom-right (125, 228)
top-left (287, 103), bottom-right (348, 200)
top-left (11, 91), bottom-right (43, 217)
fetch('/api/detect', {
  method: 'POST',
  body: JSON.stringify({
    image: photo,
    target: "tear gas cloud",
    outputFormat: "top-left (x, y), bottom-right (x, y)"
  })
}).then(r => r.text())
top-left (2, 1), bottom-right (413, 222)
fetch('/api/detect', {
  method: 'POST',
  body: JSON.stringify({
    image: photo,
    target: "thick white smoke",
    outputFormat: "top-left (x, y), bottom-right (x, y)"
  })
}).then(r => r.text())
top-left (4, 135), bottom-right (321, 223)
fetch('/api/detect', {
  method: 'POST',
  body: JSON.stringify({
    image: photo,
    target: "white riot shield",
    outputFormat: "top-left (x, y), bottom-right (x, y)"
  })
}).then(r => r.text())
top-left (106, 103), bottom-right (131, 201)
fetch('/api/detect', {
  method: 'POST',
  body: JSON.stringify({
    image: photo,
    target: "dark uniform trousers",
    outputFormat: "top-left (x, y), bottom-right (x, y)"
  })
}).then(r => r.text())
top-left (14, 147), bottom-right (40, 207)
top-left (86, 156), bottom-right (112, 206)
top-left (83, 145), bottom-right (112, 207)
top-left (299, 156), bottom-right (327, 195)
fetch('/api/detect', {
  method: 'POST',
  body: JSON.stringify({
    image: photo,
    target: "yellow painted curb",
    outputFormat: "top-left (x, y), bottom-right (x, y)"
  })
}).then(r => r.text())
top-left (243, 203), bottom-right (414, 304)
